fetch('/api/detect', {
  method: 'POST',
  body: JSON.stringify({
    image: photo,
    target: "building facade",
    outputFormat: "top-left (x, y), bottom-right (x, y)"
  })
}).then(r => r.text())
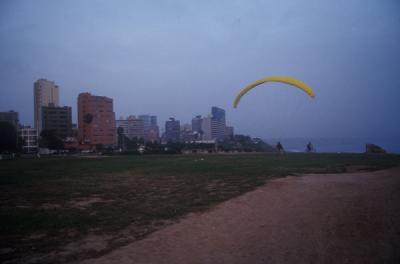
top-left (41, 105), bottom-right (72, 139)
top-left (0, 111), bottom-right (19, 128)
top-left (225, 126), bottom-right (234, 138)
top-left (201, 116), bottom-right (212, 141)
top-left (116, 116), bottom-right (145, 140)
top-left (165, 118), bottom-right (180, 142)
top-left (18, 126), bottom-right (38, 153)
top-left (77, 93), bottom-right (116, 147)
top-left (180, 123), bottom-right (195, 142)
top-left (191, 115), bottom-right (202, 133)
top-left (138, 115), bottom-right (159, 141)
top-left (211, 106), bottom-right (226, 141)
top-left (34, 79), bottom-right (59, 135)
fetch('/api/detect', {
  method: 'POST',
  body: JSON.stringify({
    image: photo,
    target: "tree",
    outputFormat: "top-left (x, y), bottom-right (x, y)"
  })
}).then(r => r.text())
top-left (117, 126), bottom-right (126, 150)
top-left (40, 129), bottom-right (64, 150)
top-left (95, 144), bottom-right (104, 151)
top-left (165, 141), bottom-right (182, 154)
top-left (0, 122), bottom-right (17, 152)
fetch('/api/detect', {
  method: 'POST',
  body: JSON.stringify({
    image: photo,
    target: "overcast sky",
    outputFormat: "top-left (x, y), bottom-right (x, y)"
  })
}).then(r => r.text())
top-left (1, 0), bottom-right (399, 139)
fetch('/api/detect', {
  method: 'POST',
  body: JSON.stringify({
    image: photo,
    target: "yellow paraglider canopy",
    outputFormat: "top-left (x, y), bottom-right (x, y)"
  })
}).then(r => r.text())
top-left (233, 76), bottom-right (315, 108)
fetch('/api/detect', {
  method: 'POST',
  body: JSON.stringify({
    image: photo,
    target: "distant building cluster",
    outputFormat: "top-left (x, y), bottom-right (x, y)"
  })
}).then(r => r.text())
top-left (0, 78), bottom-right (234, 153)
top-left (175, 106), bottom-right (234, 143)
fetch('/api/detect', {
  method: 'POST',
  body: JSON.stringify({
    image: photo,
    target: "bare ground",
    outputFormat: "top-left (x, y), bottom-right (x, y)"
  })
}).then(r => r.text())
top-left (82, 167), bottom-right (400, 264)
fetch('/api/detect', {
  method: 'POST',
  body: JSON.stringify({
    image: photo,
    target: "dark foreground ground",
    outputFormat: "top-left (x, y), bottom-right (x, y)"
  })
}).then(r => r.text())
top-left (83, 167), bottom-right (400, 264)
top-left (1, 153), bottom-right (400, 263)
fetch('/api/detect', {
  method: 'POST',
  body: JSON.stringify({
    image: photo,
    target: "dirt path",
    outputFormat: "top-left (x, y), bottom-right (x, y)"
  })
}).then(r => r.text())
top-left (83, 168), bottom-right (400, 264)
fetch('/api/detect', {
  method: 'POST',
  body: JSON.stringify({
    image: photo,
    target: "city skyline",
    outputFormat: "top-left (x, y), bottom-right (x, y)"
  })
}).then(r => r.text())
top-left (1, 1), bottom-right (399, 140)
top-left (3, 77), bottom-right (237, 136)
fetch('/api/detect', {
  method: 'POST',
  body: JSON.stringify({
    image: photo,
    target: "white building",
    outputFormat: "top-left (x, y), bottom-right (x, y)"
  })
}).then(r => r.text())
top-left (19, 126), bottom-right (38, 153)
top-left (201, 116), bottom-right (212, 141)
top-left (34, 79), bottom-right (59, 135)
top-left (116, 116), bottom-right (145, 140)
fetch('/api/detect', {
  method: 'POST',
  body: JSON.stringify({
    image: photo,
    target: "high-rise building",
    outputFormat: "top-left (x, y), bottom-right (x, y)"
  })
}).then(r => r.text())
top-left (138, 115), bottom-right (159, 141)
top-left (41, 105), bottom-right (72, 139)
top-left (201, 116), bottom-right (212, 141)
top-left (212, 107), bottom-right (225, 123)
top-left (77, 93), bottom-right (116, 147)
top-left (191, 115), bottom-right (202, 133)
top-left (211, 106), bottom-right (226, 141)
top-left (116, 115), bottom-right (145, 140)
top-left (180, 123), bottom-right (195, 142)
top-left (18, 126), bottom-right (38, 153)
top-left (225, 126), bottom-right (234, 138)
top-left (0, 111), bottom-right (19, 128)
top-left (165, 118), bottom-right (180, 142)
top-left (34, 79), bottom-right (59, 135)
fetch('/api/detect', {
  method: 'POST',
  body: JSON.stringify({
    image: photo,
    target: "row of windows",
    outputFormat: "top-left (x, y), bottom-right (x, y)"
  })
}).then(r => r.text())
top-left (43, 116), bottom-right (69, 119)
top-left (19, 131), bottom-right (37, 135)
top-left (21, 136), bottom-right (37, 140)
top-left (88, 98), bottom-right (112, 103)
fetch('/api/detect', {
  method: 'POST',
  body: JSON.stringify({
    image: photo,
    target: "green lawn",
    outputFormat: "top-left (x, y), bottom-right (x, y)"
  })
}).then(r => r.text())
top-left (1, 153), bottom-right (400, 263)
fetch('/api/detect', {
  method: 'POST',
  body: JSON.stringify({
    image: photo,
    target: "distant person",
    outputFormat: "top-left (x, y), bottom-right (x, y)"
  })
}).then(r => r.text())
top-left (306, 142), bottom-right (314, 153)
top-left (276, 141), bottom-right (284, 154)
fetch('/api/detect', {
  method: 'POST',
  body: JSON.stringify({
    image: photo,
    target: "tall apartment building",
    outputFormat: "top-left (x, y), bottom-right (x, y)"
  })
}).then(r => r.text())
top-left (138, 115), bottom-right (159, 141)
top-left (41, 105), bottom-right (72, 139)
top-left (77, 93), bottom-right (116, 147)
top-left (34, 79), bottom-right (59, 135)
top-left (0, 111), bottom-right (19, 128)
top-left (200, 116), bottom-right (212, 141)
top-left (191, 115), bottom-right (202, 133)
top-left (211, 106), bottom-right (226, 141)
top-left (165, 118), bottom-right (180, 142)
top-left (116, 116), bottom-right (145, 140)
top-left (18, 126), bottom-right (38, 153)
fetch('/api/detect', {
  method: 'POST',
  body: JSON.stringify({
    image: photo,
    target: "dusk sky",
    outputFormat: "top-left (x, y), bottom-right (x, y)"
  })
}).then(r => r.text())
top-left (1, 0), bottom-right (399, 139)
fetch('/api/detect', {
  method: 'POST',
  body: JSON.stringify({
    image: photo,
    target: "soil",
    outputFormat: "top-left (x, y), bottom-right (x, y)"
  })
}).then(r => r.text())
top-left (82, 167), bottom-right (400, 264)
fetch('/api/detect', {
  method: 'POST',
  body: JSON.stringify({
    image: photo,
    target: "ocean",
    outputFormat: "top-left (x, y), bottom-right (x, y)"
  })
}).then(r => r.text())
top-left (265, 137), bottom-right (400, 154)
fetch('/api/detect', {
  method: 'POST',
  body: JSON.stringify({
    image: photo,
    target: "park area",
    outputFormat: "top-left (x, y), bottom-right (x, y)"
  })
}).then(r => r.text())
top-left (1, 153), bottom-right (400, 263)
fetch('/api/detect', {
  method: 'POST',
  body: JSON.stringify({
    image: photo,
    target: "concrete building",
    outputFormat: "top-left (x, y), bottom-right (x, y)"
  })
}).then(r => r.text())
top-left (165, 118), bottom-right (180, 142)
top-left (211, 106), bottom-right (226, 141)
top-left (41, 105), bottom-right (72, 139)
top-left (116, 115), bottom-right (145, 140)
top-left (201, 116), bottom-right (212, 141)
top-left (225, 126), bottom-right (234, 138)
top-left (182, 123), bottom-right (191, 131)
top-left (180, 123), bottom-right (195, 142)
top-left (191, 115), bottom-right (202, 133)
top-left (138, 115), bottom-right (159, 141)
top-left (34, 79), bottom-right (59, 135)
top-left (77, 93), bottom-right (116, 147)
top-left (0, 111), bottom-right (19, 128)
top-left (18, 126), bottom-right (38, 153)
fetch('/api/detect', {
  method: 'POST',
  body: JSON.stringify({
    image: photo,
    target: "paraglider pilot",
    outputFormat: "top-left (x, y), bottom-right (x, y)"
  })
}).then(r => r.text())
top-left (306, 142), bottom-right (314, 153)
top-left (276, 141), bottom-right (284, 154)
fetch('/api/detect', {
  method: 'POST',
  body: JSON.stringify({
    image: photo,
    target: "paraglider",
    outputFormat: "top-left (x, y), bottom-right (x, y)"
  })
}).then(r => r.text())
top-left (233, 76), bottom-right (315, 108)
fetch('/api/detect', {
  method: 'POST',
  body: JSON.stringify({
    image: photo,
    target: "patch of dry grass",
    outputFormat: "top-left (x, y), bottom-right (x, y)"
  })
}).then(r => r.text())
top-left (1, 153), bottom-right (400, 263)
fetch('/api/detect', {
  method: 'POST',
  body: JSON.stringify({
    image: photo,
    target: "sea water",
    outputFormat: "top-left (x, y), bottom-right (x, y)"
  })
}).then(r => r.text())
top-left (266, 137), bottom-right (400, 154)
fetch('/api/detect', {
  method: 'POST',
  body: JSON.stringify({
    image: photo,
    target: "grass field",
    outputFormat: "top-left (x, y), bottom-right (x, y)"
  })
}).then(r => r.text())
top-left (1, 153), bottom-right (400, 263)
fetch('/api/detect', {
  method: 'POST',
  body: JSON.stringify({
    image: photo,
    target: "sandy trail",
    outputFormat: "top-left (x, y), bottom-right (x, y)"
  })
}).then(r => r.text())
top-left (83, 168), bottom-right (400, 264)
